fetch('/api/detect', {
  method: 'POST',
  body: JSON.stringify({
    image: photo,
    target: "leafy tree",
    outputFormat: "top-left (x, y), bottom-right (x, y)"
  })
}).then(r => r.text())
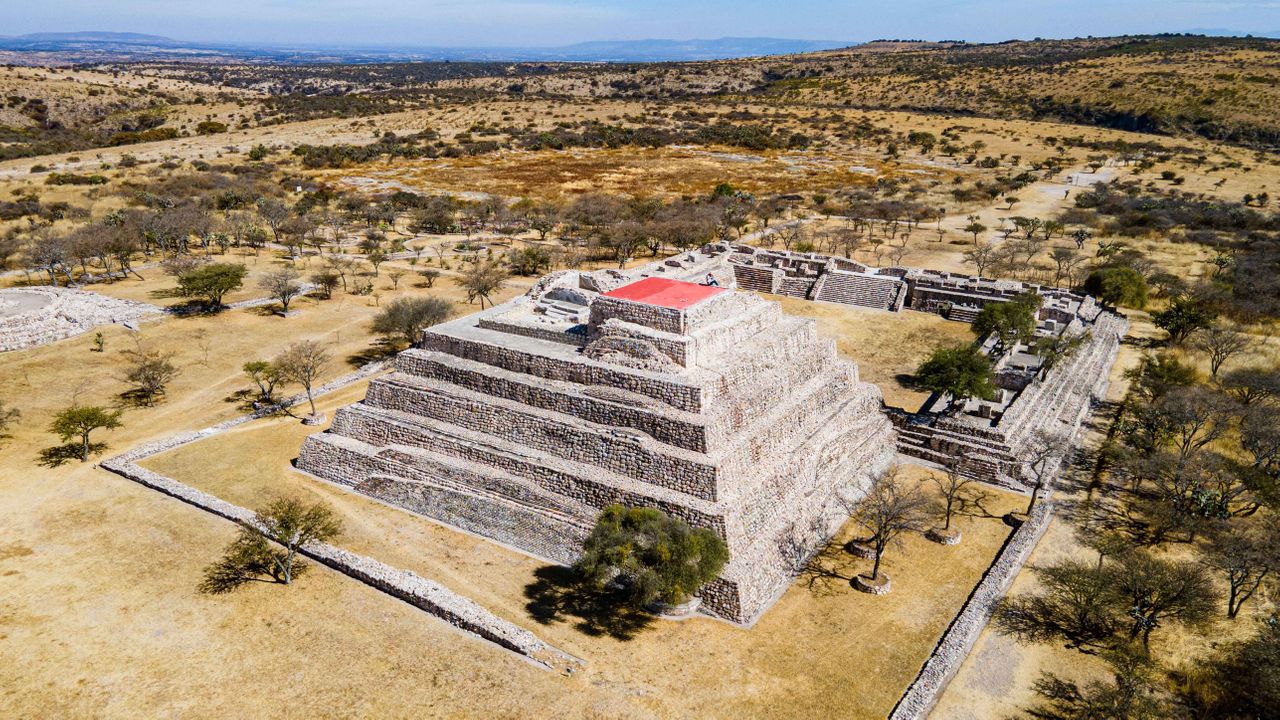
top-left (963, 221), bottom-right (987, 243)
top-left (459, 261), bottom-right (509, 309)
top-left (259, 267), bottom-right (304, 314)
top-left (309, 271), bottom-right (340, 300)
top-left (915, 343), bottom-right (997, 410)
top-left (972, 292), bottom-right (1042, 348)
top-left (417, 268), bottom-right (440, 288)
top-left (122, 349), bottom-right (180, 406)
top-left (574, 505), bottom-right (727, 609)
top-left (846, 466), bottom-right (929, 583)
top-left (176, 262), bottom-right (247, 308)
top-left (275, 340), bottom-right (329, 417)
top-left (507, 245), bottom-right (552, 276)
top-left (48, 405), bottom-right (122, 462)
top-left (200, 497), bottom-right (342, 593)
top-left (1153, 294), bottom-right (1216, 345)
top-left (371, 296), bottom-right (452, 346)
top-left (1123, 353), bottom-right (1198, 403)
top-left (243, 360), bottom-right (284, 405)
top-left (1082, 266), bottom-right (1148, 309)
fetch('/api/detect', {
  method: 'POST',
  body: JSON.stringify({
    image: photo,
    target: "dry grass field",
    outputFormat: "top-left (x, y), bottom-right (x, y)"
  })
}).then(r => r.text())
top-left (0, 260), bottom-right (1024, 718)
top-left (763, 295), bottom-right (974, 411)
top-left (3, 35), bottom-right (1279, 719)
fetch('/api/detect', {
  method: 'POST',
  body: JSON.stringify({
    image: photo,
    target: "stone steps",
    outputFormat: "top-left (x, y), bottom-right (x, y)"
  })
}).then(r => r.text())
top-left (323, 404), bottom-right (733, 537)
top-left (360, 374), bottom-right (720, 499)
top-left (392, 351), bottom-right (711, 451)
top-left (814, 271), bottom-right (902, 310)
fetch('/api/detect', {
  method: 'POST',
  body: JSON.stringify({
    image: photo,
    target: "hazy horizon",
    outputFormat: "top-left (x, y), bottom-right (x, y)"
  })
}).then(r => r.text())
top-left (9, 1), bottom-right (1280, 48)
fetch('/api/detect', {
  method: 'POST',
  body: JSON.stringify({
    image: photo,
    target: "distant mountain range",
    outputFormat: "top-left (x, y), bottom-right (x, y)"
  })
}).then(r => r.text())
top-left (0, 32), bottom-right (853, 63)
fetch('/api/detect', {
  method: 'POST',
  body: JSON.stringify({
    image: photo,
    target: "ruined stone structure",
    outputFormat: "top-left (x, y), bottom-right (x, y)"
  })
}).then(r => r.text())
top-left (726, 245), bottom-right (1127, 489)
top-left (728, 246), bottom-right (1086, 327)
top-left (890, 303), bottom-right (1127, 488)
top-left (0, 287), bottom-right (161, 352)
top-left (299, 248), bottom-right (896, 624)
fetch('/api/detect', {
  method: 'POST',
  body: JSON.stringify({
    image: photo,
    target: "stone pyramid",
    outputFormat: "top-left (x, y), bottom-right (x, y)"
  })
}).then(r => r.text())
top-left (298, 269), bottom-right (896, 624)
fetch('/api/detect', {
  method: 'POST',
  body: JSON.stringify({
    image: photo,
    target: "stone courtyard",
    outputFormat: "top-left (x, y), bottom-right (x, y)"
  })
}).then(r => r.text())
top-left (0, 286), bottom-right (161, 352)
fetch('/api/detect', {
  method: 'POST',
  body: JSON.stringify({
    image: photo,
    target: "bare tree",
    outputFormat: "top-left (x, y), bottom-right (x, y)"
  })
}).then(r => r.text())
top-left (1203, 520), bottom-right (1279, 619)
top-left (963, 240), bottom-right (1003, 278)
top-left (259, 267), bottom-right (304, 314)
top-left (846, 466), bottom-right (929, 585)
top-left (1192, 322), bottom-right (1254, 378)
top-left (929, 464), bottom-right (977, 543)
top-left (275, 340), bottom-right (329, 417)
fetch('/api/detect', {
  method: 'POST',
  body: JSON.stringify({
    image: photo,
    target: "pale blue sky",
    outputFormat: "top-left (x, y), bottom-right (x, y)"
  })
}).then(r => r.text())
top-left (10, 0), bottom-right (1280, 46)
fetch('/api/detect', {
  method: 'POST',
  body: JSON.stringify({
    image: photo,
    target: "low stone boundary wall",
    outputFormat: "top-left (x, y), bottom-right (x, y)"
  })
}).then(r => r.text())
top-left (98, 359), bottom-right (582, 675)
top-left (888, 500), bottom-right (1054, 720)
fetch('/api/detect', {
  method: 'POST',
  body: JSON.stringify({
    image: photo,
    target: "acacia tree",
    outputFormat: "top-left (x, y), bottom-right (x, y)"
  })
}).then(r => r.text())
top-left (243, 360), bottom-right (285, 406)
top-left (1107, 551), bottom-right (1215, 649)
top-left (846, 466), bottom-right (929, 586)
top-left (371, 296), bottom-right (452, 346)
top-left (994, 559), bottom-right (1119, 649)
top-left (200, 497), bottom-right (343, 593)
top-left (176, 262), bottom-right (247, 309)
top-left (49, 405), bottom-right (123, 462)
top-left (1204, 521), bottom-right (1279, 619)
top-left (459, 261), bottom-right (509, 309)
top-left (1153, 294), bottom-right (1216, 345)
top-left (1192, 322), bottom-right (1253, 378)
top-left (275, 340), bottom-right (329, 417)
top-left (122, 349), bottom-right (180, 406)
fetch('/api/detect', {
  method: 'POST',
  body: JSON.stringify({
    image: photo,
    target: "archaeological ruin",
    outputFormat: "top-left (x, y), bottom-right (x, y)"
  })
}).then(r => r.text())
top-left (0, 286), bottom-right (161, 353)
top-left (298, 246), bottom-right (897, 624)
top-left (725, 245), bottom-right (1127, 488)
top-left (299, 242), bottom-right (1126, 623)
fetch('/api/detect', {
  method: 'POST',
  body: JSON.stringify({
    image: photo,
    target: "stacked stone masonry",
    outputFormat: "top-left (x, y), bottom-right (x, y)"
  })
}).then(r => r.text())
top-left (300, 249), bottom-right (897, 625)
top-left (0, 287), bottom-right (162, 352)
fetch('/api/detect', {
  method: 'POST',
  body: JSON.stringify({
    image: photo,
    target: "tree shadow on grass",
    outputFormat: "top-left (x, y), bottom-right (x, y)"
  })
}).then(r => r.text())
top-left (199, 534), bottom-right (300, 594)
top-left (796, 541), bottom-right (858, 596)
top-left (37, 442), bottom-right (105, 467)
top-left (346, 338), bottom-right (402, 368)
top-left (523, 565), bottom-right (654, 641)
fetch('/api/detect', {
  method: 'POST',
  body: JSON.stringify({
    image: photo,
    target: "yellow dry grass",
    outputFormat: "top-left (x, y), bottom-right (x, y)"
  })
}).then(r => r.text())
top-left (0, 258), bottom-right (1023, 719)
top-left (763, 294), bottom-right (975, 411)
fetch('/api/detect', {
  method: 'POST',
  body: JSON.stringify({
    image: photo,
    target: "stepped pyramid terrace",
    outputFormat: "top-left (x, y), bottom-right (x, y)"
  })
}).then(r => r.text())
top-left (298, 250), bottom-right (897, 624)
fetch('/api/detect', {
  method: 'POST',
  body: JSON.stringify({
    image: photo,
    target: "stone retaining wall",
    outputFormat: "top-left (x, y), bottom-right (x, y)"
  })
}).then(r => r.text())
top-left (96, 360), bottom-right (581, 674)
top-left (888, 500), bottom-right (1054, 719)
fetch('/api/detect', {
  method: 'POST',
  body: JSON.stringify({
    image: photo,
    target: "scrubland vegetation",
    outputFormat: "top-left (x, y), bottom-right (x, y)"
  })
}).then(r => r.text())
top-left (2, 32), bottom-right (1280, 720)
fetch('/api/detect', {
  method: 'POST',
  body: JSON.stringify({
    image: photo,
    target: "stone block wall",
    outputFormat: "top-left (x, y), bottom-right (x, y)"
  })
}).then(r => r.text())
top-left (299, 269), bottom-right (897, 624)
